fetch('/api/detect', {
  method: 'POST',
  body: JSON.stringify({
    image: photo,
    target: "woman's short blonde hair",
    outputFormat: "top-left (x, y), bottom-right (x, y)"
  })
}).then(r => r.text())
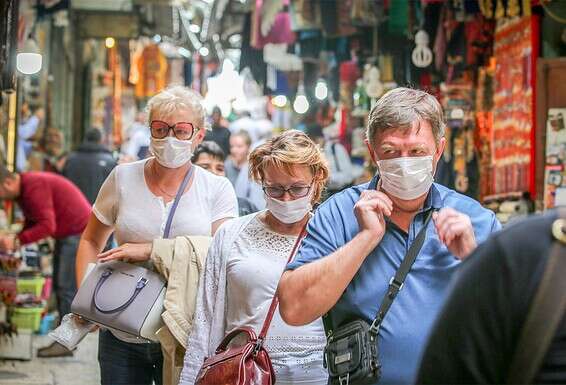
top-left (249, 130), bottom-right (329, 203)
top-left (146, 85), bottom-right (207, 130)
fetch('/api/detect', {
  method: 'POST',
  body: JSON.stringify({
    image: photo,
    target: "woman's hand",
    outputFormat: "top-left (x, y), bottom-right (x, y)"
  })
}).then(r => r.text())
top-left (97, 243), bottom-right (152, 263)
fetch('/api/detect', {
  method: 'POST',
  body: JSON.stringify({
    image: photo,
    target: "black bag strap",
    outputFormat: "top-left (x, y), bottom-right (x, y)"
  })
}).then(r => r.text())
top-left (331, 142), bottom-right (341, 173)
top-left (323, 209), bottom-right (434, 337)
top-left (507, 211), bottom-right (566, 384)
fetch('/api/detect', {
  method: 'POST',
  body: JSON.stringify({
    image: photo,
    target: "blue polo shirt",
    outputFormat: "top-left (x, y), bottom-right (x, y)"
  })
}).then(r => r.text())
top-left (286, 177), bottom-right (501, 384)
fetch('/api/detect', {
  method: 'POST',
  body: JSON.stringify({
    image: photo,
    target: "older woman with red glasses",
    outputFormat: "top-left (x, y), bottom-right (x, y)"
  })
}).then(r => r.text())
top-left (75, 86), bottom-right (238, 385)
top-left (180, 130), bottom-right (330, 385)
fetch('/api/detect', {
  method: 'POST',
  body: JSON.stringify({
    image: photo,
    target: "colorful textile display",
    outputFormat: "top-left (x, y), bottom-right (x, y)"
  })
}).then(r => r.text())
top-left (134, 44), bottom-right (168, 99)
top-left (475, 65), bottom-right (496, 200)
top-left (492, 16), bottom-right (538, 196)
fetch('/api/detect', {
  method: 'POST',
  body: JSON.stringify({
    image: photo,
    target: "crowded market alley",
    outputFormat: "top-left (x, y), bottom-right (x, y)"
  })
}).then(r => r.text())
top-left (0, 1), bottom-right (566, 384)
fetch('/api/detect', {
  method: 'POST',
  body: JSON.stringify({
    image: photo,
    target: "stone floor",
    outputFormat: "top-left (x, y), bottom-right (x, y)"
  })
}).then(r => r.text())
top-left (0, 332), bottom-right (100, 385)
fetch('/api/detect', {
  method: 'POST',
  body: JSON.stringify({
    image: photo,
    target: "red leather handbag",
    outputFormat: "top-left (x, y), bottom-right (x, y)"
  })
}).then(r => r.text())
top-left (195, 224), bottom-right (308, 385)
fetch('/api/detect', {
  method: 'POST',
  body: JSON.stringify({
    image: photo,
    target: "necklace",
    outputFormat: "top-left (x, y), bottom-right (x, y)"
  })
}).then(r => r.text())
top-left (148, 161), bottom-right (180, 198)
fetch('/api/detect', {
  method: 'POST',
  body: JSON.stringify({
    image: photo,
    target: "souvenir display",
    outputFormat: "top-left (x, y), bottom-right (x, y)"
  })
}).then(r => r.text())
top-left (492, 16), bottom-right (537, 196)
top-left (544, 108), bottom-right (566, 209)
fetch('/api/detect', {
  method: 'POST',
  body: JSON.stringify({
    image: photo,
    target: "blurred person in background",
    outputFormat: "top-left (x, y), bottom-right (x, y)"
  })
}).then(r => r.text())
top-left (28, 127), bottom-right (67, 173)
top-left (192, 140), bottom-right (258, 216)
top-left (191, 141), bottom-right (226, 176)
top-left (322, 122), bottom-right (363, 197)
top-left (17, 103), bottom-right (45, 172)
top-left (122, 110), bottom-right (150, 161)
top-left (225, 130), bottom-right (265, 211)
top-left (229, 110), bottom-right (274, 148)
top-left (63, 128), bottom-right (116, 204)
top-left (204, 106), bottom-right (231, 156)
top-left (0, 165), bottom-right (90, 357)
top-left (75, 86), bottom-right (238, 385)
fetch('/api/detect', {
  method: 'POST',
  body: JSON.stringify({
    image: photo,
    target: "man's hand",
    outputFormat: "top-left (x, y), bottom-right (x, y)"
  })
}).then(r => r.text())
top-left (354, 190), bottom-right (393, 247)
top-left (433, 208), bottom-right (476, 260)
top-left (97, 243), bottom-right (152, 263)
top-left (0, 234), bottom-right (17, 253)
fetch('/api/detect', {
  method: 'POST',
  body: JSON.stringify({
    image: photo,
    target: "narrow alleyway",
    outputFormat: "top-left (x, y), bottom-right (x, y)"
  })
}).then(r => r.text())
top-left (0, 332), bottom-right (99, 385)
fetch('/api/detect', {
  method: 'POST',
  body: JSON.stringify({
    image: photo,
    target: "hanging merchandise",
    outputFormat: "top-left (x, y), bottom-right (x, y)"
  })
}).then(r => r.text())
top-left (241, 13), bottom-right (268, 91)
top-left (492, 16), bottom-right (539, 197)
top-left (289, 0), bottom-right (321, 31)
top-left (412, 30), bottom-right (433, 68)
top-left (134, 43), bottom-right (168, 99)
top-left (251, 0), bottom-right (296, 49)
top-left (388, 0), bottom-right (409, 35)
top-left (320, 0), bottom-right (356, 38)
top-left (437, 80), bottom-right (479, 198)
top-left (263, 44), bottom-right (302, 71)
top-left (475, 64), bottom-right (496, 200)
top-left (350, 0), bottom-right (378, 27)
top-left (339, 60), bottom-right (360, 109)
top-left (352, 79), bottom-right (369, 118)
top-left (364, 64), bottom-right (384, 99)
top-left (109, 46), bottom-right (123, 146)
top-left (479, 0), bottom-right (531, 19)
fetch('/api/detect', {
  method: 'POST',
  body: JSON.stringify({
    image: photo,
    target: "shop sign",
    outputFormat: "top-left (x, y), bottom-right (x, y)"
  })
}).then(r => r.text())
top-left (76, 12), bottom-right (140, 39)
top-left (71, 0), bottom-right (133, 12)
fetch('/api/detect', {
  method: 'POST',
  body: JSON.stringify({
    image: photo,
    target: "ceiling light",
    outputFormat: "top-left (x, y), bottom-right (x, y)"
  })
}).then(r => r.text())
top-left (105, 37), bottom-right (115, 49)
top-left (199, 46), bottom-right (209, 57)
top-left (293, 84), bottom-right (309, 114)
top-left (272, 95), bottom-right (287, 108)
top-left (315, 79), bottom-right (328, 100)
top-left (16, 38), bottom-right (42, 75)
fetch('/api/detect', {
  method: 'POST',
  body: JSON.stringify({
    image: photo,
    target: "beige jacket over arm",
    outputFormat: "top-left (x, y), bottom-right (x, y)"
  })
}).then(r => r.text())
top-left (150, 235), bottom-right (212, 385)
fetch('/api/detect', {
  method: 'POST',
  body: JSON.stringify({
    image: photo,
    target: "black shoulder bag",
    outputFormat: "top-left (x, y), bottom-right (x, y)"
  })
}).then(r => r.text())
top-left (323, 210), bottom-right (434, 385)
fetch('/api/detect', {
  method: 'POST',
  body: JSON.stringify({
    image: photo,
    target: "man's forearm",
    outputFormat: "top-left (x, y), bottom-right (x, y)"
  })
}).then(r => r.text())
top-left (279, 230), bottom-right (380, 326)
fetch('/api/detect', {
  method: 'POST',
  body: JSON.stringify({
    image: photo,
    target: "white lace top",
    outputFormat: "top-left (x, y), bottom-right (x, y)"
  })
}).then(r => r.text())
top-left (180, 213), bottom-right (327, 385)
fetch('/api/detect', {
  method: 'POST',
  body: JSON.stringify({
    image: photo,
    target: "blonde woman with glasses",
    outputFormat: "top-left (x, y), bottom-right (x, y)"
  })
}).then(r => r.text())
top-left (180, 130), bottom-right (330, 385)
top-left (75, 86), bottom-right (238, 385)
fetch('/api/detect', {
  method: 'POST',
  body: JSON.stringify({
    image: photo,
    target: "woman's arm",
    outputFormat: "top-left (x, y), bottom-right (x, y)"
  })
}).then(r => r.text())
top-left (75, 213), bottom-right (114, 286)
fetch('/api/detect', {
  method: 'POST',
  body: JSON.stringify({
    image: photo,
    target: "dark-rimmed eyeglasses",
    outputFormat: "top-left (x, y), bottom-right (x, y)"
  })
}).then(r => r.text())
top-left (262, 183), bottom-right (313, 199)
top-left (150, 120), bottom-right (198, 140)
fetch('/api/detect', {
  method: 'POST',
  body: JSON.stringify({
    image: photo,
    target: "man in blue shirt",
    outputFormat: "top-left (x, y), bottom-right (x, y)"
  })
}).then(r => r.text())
top-left (278, 87), bottom-right (501, 384)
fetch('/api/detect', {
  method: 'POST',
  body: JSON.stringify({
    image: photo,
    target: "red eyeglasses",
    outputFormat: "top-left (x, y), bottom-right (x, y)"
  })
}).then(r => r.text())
top-left (150, 120), bottom-right (199, 140)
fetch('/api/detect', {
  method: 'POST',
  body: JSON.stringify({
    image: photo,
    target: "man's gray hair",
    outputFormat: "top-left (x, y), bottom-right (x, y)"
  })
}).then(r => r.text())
top-left (366, 87), bottom-right (446, 146)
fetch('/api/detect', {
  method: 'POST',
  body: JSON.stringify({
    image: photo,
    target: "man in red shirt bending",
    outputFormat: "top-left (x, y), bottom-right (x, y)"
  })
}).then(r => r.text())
top-left (0, 165), bottom-right (91, 357)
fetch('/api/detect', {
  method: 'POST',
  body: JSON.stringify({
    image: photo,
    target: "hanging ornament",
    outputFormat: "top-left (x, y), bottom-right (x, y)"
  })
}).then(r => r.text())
top-left (365, 65), bottom-right (384, 99)
top-left (412, 30), bottom-right (433, 68)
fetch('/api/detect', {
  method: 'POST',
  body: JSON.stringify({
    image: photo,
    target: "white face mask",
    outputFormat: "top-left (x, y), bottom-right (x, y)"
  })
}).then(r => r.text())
top-left (150, 137), bottom-right (193, 168)
top-left (377, 155), bottom-right (434, 200)
top-left (265, 193), bottom-right (312, 224)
